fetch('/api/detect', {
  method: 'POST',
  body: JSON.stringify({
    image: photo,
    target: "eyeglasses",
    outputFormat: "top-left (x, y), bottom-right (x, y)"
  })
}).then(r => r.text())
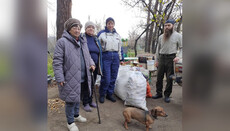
top-left (71, 26), bottom-right (81, 31)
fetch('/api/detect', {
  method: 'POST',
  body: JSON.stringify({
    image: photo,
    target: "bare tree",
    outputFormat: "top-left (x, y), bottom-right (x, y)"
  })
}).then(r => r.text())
top-left (122, 0), bottom-right (182, 55)
top-left (165, 0), bottom-right (176, 20)
top-left (128, 29), bottom-right (139, 49)
top-left (95, 20), bottom-right (103, 35)
top-left (56, 0), bottom-right (72, 40)
top-left (147, 0), bottom-right (159, 53)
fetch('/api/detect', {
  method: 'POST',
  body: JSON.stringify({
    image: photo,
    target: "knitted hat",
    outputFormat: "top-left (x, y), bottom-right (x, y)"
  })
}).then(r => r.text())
top-left (106, 17), bottom-right (115, 25)
top-left (165, 19), bottom-right (175, 25)
top-left (85, 21), bottom-right (95, 30)
top-left (64, 18), bottom-right (82, 31)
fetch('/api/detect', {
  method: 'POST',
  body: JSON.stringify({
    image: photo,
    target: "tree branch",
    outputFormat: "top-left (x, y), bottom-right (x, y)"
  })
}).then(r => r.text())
top-left (121, 0), bottom-right (142, 8)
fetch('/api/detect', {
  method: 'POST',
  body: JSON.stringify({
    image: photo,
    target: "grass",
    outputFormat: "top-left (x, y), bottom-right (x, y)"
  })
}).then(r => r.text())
top-left (126, 49), bottom-right (135, 57)
top-left (47, 56), bottom-right (54, 77)
top-left (127, 52), bottom-right (135, 57)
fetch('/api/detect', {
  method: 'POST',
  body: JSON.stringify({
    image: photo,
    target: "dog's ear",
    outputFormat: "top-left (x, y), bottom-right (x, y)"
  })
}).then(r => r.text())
top-left (154, 108), bottom-right (157, 115)
top-left (151, 108), bottom-right (158, 119)
top-left (151, 109), bottom-right (155, 115)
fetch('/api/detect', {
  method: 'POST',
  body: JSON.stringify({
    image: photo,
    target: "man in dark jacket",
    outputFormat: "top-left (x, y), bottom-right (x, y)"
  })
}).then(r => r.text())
top-left (53, 18), bottom-right (95, 131)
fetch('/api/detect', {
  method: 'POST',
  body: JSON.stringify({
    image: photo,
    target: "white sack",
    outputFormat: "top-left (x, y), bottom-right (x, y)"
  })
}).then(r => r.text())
top-left (115, 65), bottom-right (132, 100)
top-left (124, 71), bottom-right (148, 111)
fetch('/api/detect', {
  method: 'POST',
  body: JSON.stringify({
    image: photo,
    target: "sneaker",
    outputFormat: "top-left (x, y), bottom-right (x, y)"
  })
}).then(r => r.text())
top-left (106, 95), bottom-right (116, 102)
top-left (67, 123), bottom-right (79, 131)
top-left (74, 115), bottom-right (87, 123)
top-left (99, 96), bottom-right (104, 103)
top-left (164, 97), bottom-right (170, 103)
top-left (83, 104), bottom-right (92, 112)
top-left (152, 94), bottom-right (163, 99)
top-left (90, 102), bottom-right (97, 108)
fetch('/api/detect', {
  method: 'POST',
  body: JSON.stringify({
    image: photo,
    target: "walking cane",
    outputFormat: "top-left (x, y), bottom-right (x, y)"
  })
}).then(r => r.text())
top-left (90, 69), bottom-right (101, 124)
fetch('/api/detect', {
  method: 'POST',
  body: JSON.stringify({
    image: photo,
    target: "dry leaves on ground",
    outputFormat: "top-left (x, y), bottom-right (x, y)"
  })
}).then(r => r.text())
top-left (48, 98), bottom-right (65, 113)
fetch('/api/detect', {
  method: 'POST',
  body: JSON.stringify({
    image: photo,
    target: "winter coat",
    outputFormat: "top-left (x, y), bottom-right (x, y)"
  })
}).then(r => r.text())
top-left (97, 27), bottom-right (122, 60)
top-left (53, 30), bottom-right (95, 103)
top-left (82, 33), bottom-right (103, 76)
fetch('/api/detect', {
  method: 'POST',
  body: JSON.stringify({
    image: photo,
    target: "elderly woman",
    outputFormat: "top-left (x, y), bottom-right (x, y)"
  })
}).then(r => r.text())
top-left (53, 18), bottom-right (95, 131)
top-left (81, 21), bottom-right (102, 112)
top-left (97, 17), bottom-right (123, 103)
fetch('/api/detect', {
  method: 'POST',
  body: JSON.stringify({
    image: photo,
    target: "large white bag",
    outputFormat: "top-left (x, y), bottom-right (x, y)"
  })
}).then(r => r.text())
top-left (115, 65), bottom-right (132, 100)
top-left (124, 71), bottom-right (147, 111)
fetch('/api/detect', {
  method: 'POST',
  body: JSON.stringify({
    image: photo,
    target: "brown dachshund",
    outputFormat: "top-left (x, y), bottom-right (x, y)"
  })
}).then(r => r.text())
top-left (123, 106), bottom-right (168, 131)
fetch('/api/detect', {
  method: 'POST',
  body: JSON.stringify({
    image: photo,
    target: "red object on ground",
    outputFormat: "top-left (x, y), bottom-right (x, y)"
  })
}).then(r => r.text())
top-left (146, 81), bottom-right (152, 98)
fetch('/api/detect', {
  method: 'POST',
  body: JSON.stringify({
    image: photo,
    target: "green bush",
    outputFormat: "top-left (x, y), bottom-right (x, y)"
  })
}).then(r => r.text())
top-left (47, 57), bottom-right (54, 77)
top-left (127, 49), bottom-right (135, 57)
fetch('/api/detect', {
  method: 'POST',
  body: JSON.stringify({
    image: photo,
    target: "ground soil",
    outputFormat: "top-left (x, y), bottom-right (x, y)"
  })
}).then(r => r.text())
top-left (48, 75), bottom-right (182, 131)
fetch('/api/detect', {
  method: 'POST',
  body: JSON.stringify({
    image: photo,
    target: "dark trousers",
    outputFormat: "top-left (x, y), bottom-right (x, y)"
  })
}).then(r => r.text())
top-left (81, 67), bottom-right (98, 106)
top-left (100, 52), bottom-right (120, 96)
top-left (81, 80), bottom-right (92, 106)
top-left (156, 55), bottom-right (175, 97)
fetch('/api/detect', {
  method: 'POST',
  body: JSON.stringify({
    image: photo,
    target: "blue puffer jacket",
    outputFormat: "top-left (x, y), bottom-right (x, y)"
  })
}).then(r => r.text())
top-left (53, 30), bottom-right (95, 103)
top-left (81, 33), bottom-right (103, 76)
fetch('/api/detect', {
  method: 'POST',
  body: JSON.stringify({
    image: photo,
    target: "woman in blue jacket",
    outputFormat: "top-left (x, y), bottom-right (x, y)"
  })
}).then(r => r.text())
top-left (81, 21), bottom-right (103, 112)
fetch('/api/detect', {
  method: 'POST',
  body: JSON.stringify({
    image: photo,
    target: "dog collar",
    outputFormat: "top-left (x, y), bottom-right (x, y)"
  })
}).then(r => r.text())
top-left (151, 110), bottom-right (158, 119)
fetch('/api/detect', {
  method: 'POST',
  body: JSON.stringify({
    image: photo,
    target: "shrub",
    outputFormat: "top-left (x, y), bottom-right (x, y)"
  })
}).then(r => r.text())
top-left (127, 49), bottom-right (135, 57)
top-left (47, 57), bottom-right (54, 77)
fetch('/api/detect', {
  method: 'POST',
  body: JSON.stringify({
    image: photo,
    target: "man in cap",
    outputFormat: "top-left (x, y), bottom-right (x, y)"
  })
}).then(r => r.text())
top-left (152, 19), bottom-right (182, 103)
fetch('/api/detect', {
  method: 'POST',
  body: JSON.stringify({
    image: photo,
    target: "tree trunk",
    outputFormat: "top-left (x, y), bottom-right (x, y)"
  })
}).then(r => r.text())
top-left (134, 39), bottom-right (137, 57)
top-left (147, 0), bottom-right (153, 53)
top-left (147, 23), bottom-right (154, 53)
top-left (145, 0), bottom-right (152, 52)
top-left (148, 0), bottom-right (159, 53)
top-left (151, 23), bottom-right (159, 53)
top-left (153, 0), bottom-right (163, 53)
top-left (56, 0), bottom-right (72, 40)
